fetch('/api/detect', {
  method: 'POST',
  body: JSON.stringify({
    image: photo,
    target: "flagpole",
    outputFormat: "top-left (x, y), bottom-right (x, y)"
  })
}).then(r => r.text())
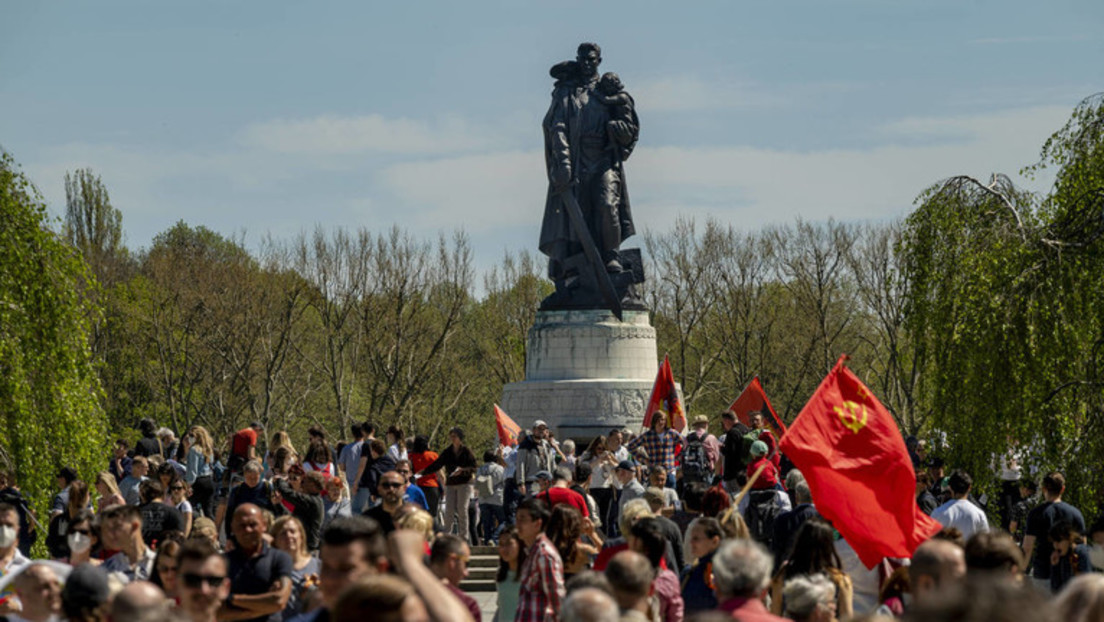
top-left (730, 463), bottom-right (767, 507)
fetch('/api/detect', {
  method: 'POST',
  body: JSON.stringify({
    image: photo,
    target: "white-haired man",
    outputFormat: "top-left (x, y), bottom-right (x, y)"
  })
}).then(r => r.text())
top-left (712, 539), bottom-right (787, 621)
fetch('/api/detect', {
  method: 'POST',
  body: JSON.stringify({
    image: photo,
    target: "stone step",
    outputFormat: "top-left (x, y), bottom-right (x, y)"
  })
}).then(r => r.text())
top-left (471, 545), bottom-right (498, 556)
top-left (466, 567), bottom-right (498, 581)
top-left (469, 556), bottom-right (498, 568)
top-left (460, 579), bottom-right (498, 592)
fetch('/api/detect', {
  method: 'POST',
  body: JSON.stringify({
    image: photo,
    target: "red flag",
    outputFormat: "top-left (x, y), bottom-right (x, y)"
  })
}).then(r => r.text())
top-left (779, 355), bottom-right (940, 568)
top-left (728, 376), bottom-right (787, 436)
top-left (494, 404), bottom-right (521, 447)
top-left (643, 355), bottom-right (686, 432)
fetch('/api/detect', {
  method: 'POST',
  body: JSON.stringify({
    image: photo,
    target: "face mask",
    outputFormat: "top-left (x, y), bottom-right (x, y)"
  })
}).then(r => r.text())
top-left (0, 525), bottom-right (16, 549)
top-left (68, 532), bottom-right (91, 554)
top-left (1089, 544), bottom-right (1104, 570)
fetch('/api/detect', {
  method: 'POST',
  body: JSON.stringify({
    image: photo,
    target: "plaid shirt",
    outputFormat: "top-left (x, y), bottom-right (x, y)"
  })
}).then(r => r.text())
top-left (627, 428), bottom-right (684, 472)
top-left (515, 533), bottom-right (564, 622)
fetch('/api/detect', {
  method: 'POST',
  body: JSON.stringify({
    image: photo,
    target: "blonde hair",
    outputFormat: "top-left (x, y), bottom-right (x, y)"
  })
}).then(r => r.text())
top-left (618, 498), bottom-right (654, 536)
top-left (718, 506), bottom-right (751, 540)
top-left (191, 517), bottom-right (218, 545)
top-left (396, 510), bottom-right (435, 545)
top-left (270, 431), bottom-right (295, 456)
top-left (96, 471), bottom-right (121, 496)
top-left (190, 426), bottom-right (215, 462)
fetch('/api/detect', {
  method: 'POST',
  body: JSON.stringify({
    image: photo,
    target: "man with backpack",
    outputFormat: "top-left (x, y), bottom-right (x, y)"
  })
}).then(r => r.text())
top-left (679, 415), bottom-right (720, 493)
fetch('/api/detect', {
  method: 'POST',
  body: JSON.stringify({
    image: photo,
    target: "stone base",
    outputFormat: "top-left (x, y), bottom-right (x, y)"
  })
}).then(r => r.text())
top-left (524, 309), bottom-right (657, 381)
top-left (500, 379), bottom-right (654, 440)
top-left (501, 308), bottom-right (664, 441)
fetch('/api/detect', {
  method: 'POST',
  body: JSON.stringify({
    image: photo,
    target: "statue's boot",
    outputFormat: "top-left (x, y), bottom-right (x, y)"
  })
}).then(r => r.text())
top-left (602, 214), bottom-right (623, 273)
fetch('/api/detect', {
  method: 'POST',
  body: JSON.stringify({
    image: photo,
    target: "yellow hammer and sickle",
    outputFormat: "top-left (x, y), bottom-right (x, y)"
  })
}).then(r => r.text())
top-left (834, 400), bottom-right (868, 433)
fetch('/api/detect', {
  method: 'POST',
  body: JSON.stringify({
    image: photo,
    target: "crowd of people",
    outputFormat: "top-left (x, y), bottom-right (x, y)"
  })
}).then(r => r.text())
top-left (0, 411), bottom-right (1101, 622)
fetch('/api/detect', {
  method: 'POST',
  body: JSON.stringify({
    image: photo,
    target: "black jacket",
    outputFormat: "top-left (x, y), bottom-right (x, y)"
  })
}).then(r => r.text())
top-left (419, 445), bottom-right (477, 486)
top-left (273, 478), bottom-right (324, 551)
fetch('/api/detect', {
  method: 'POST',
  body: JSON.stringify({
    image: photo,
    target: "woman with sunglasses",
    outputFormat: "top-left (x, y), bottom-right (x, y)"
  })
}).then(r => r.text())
top-left (151, 538), bottom-right (183, 601)
top-left (169, 480), bottom-right (193, 537)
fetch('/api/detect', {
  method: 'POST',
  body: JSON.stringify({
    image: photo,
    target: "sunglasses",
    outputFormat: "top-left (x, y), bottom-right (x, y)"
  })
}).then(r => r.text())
top-left (70, 528), bottom-right (91, 535)
top-left (182, 573), bottom-right (226, 588)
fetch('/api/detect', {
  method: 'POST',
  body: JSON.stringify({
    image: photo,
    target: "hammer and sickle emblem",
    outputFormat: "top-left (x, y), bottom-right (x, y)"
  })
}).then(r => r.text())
top-left (834, 400), bottom-right (868, 433)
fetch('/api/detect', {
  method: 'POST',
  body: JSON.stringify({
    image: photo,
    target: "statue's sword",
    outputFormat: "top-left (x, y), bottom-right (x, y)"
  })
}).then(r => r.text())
top-left (560, 189), bottom-right (623, 320)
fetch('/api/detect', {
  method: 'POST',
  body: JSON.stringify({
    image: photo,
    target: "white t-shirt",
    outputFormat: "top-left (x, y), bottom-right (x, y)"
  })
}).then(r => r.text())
top-left (931, 498), bottom-right (990, 540)
top-left (388, 444), bottom-right (408, 463)
top-left (502, 445), bottom-right (518, 479)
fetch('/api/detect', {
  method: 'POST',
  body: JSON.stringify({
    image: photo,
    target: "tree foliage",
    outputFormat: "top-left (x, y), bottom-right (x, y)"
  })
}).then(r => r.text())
top-left (899, 94), bottom-right (1104, 515)
top-left (0, 152), bottom-right (108, 526)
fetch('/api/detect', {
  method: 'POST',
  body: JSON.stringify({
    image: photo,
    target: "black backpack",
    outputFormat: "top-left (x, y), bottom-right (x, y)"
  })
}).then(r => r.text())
top-left (680, 433), bottom-right (710, 483)
top-left (746, 489), bottom-right (781, 546)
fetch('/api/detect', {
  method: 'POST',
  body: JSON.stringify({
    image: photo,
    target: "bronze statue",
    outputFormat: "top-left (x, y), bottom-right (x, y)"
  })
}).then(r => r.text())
top-left (538, 42), bottom-right (644, 317)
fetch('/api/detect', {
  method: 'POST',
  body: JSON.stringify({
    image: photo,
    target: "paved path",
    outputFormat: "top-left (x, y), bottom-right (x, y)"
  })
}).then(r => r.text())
top-left (473, 591), bottom-right (498, 621)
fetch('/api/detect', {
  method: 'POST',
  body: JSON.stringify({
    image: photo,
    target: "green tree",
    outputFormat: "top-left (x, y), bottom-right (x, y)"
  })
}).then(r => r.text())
top-left (899, 94), bottom-right (1104, 514)
top-left (64, 168), bottom-right (126, 284)
top-left (0, 151), bottom-right (108, 533)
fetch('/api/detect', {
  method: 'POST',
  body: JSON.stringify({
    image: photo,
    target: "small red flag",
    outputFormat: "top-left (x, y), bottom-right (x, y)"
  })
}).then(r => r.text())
top-left (779, 355), bottom-right (940, 568)
top-left (494, 404), bottom-right (521, 447)
top-left (728, 376), bottom-right (787, 436)
top-left (643, 355), bottom-right (686, 432)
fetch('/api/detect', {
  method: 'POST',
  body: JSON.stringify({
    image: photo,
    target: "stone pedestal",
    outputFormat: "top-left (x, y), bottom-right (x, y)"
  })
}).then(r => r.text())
top-left (501, 309), bottom-right (660, 440)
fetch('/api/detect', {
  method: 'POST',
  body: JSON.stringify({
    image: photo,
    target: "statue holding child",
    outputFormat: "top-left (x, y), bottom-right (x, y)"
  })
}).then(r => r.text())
top-left (538, 42), bottom-right (643, 313)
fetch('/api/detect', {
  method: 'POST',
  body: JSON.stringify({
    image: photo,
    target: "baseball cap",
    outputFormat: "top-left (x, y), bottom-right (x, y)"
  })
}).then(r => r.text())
top-left (616, 460), bottom-right (636, 471)
top-left (533, 420), bottom-right (548, 429)
top-left (750, 440), bottom-right (769, 457)
top-left (534, 470), bottom-right (553, 481)
top-left (692, 415), bottom-right (710, 426)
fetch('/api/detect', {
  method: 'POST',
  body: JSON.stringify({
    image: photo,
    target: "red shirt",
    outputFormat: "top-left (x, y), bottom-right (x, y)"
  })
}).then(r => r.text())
top-left (592, 542), bottom-right (628, 571)
top-left (537, 486), bottom-right (589, 517)
top-left (446, 583), bottom-right (482, 622)
top-left (410, 451), bottom-right (440, 488)
top-left (718, 596), bottom-right (788, 621)
top-left (231, 428), bottom-right (257, 457)
top-left (748, 456), bottom-right (780, 490)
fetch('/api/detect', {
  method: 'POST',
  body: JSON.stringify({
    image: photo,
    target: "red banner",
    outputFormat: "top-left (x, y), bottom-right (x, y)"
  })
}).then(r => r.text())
top-left (494, 404), bottom-right (521, 447)
top-left (780, 355), bottom-right (940, 568)
top-left (728, 376), bottom-right (786, 435)
top-left (643, 355), bottom-right (686, 432)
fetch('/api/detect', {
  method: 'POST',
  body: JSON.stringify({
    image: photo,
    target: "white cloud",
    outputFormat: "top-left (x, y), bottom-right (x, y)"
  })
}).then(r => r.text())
top-left (237, 114), bottom-right (496, 155)
top-left (370, 105), bottom-right (1071, 243)
top-left (378, 150), bottom-right (546, 230)
top-left (626, 105), bottom-right (1070, 232)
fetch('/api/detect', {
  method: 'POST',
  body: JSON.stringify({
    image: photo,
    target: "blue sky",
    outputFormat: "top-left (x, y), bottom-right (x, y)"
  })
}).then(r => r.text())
top-left (3, 1), bottom-right (1102, 273)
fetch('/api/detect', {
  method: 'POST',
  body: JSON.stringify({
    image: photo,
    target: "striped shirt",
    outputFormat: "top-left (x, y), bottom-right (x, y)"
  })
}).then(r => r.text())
top-left (515, 534), bottom-right (564, 622)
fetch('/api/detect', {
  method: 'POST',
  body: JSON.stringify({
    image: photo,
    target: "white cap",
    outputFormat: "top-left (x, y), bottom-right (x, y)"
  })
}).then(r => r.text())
top-left (534, 420), bottom-right (548, 429)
